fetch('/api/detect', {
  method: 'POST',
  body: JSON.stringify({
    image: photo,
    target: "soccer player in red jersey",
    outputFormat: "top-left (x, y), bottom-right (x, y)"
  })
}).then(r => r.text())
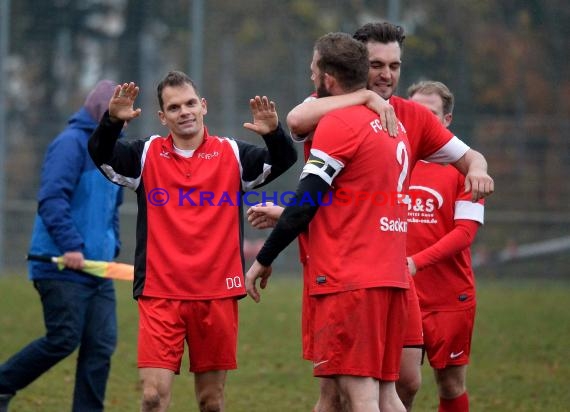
top-left (246, 32), bottom-right (411, 412)
top-left (88, 71), bottom-right (297, 412)
top-left (406, 80), bottom-right (484, 412)
top-left (284, 22), bottom-right (493, 412)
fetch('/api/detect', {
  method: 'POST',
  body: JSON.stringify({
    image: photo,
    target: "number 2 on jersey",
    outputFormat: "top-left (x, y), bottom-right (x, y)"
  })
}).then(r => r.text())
top-left (396, 141), bottom-right (409, 192)
top-left (396, 141), bottom-right (410, 204)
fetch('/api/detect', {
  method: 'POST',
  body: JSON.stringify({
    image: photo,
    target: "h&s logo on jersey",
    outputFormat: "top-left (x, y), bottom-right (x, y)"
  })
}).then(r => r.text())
top-left (407, 185), bottom-right (443, 225)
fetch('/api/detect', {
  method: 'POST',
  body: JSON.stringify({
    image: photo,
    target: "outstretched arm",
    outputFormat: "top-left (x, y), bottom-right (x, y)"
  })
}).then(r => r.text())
top-left (287, 89), bottom-right (398, 137)
top-left (88, 81), bottom-right (147, 186)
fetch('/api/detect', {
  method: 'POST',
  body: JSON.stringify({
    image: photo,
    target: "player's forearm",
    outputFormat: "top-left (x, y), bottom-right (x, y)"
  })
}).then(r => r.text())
top-left (411, 220), bottom-right (479, 270)
top-left (287, 90), bottom-right (372, 136)
top-left (261, 122), bottom-right (298, 174)
top-left (88, 111), bottom-right (123, 166)
top-left (452, 148), bottom-right (488, 176)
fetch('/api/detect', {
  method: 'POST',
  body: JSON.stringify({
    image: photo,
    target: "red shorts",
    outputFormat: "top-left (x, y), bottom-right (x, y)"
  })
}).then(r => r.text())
top-left (422, 306), bottom-right (476, 369)
top-left (137, 296), bottom-right (238, 373)
top-left (311, 288), bottom-right (407, 381)
top-left (403, 275), bottom-right (424, 347)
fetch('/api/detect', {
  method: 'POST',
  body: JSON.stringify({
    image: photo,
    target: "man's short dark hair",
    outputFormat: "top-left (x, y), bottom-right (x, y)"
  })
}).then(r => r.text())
top-left (314, 32), bottom-right (369, 92)
top-left (353, 22), bottom-right (406, 49)
top-left (157, 71), bottom-right (199, 110)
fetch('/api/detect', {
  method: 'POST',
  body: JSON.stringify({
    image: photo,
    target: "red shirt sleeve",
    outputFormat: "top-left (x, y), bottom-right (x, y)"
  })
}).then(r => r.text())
top-left (411, 219), bottom-right (480, 270)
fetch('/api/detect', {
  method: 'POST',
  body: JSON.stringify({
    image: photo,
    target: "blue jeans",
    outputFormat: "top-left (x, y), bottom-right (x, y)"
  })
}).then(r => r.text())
top-left (0, 279), bottom-right (117, 412)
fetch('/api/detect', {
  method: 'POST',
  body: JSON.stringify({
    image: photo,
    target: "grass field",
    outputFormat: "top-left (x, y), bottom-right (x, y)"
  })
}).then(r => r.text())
top-left (0, 274), bottom-right (569, 411)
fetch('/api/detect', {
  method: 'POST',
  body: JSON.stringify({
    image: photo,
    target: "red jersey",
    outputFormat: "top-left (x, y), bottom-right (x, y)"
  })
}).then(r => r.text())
top-left (292, 94), bottom-right (470, 272)
top-left (406, 162), bottom-right (484, 310)
top-left (390, 96), bottom-right (469, 168)
top-left (304, 105), bottom-right (411, 295)
top-left (90, 115), bottom-right (297, 300)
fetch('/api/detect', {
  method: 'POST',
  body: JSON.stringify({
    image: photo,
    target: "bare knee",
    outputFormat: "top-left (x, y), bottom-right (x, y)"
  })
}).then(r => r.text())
top-left (438, 380), bottom-right (465, 399)
top-left (435, 366), bottom-right (466, 399)
top-left (195, 371), bottom-right (226, 412)
top-left (197, 390), bottom-right (223, 412)
top-left (141, 387), bottom-right (162, 412)
top-left (139, 369), bottom-right (173, 412)
top-left (316, 378), bottom-right (345, 412)
top-left (397, 347), bottom-right (423, 410)
top-left (396, 372), bottom-right (422, 410)
top-left (380, 380), bottom-right (406, 412)
top-left (337, 376), bottom-right (379, 412)
top-left (140, 378), bottom-right (171, 412)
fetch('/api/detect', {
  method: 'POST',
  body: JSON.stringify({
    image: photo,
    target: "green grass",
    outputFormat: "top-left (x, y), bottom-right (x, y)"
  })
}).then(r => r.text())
top-left (0, 274), bottom-right (569, 411)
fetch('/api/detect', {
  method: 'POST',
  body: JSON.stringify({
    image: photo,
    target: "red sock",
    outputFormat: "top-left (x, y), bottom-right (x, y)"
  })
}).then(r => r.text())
top-left (439, 392), bottom-right (469, 412)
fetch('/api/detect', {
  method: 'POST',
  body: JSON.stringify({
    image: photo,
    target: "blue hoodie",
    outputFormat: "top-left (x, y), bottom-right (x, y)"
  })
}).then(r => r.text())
top-left (28, 107), bottom-right (123, 284)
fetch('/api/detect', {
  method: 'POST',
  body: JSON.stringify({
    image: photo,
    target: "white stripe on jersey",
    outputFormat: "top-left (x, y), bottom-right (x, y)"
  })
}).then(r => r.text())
top-left (454, 200), bottom-right (485, 224)
top-left (226, 138), bottom-right (272, 191)
top-left (425, 136), bottom-right (470, 164)
top-left (99, 135), bottom-right (160, 191)
top-left (100, 164), bottom-right (140, 191)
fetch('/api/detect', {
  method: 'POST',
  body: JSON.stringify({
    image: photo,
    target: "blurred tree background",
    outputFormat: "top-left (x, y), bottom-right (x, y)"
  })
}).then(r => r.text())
top-left (1, 0), bottom-right (569, 277)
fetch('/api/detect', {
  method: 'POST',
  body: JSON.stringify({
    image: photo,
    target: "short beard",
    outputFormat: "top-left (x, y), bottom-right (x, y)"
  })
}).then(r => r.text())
top-left (316, 82), bottom-right (331, 98)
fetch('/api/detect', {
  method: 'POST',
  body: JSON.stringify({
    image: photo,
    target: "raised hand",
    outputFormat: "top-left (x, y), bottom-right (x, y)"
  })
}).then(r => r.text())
top-left (243, 95), bottom-right (278, 135)
top-left (109, 82), bottom-right (142, 123)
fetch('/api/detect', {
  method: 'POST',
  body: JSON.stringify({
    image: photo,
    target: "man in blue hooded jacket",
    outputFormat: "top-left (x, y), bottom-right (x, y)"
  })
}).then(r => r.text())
top-left (0, 80), bottom-right (123, 412)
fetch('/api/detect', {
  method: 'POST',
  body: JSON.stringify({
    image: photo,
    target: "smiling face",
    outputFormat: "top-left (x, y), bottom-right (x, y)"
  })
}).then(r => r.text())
top-left (158, 82), bottom-right (207, 146)
top-left (366, 41), bottom-right (402, 100)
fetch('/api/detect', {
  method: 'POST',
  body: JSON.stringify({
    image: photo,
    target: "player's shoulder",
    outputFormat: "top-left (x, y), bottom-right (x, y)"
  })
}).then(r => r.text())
top-left (391, 95), bottom-right (431, 116)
